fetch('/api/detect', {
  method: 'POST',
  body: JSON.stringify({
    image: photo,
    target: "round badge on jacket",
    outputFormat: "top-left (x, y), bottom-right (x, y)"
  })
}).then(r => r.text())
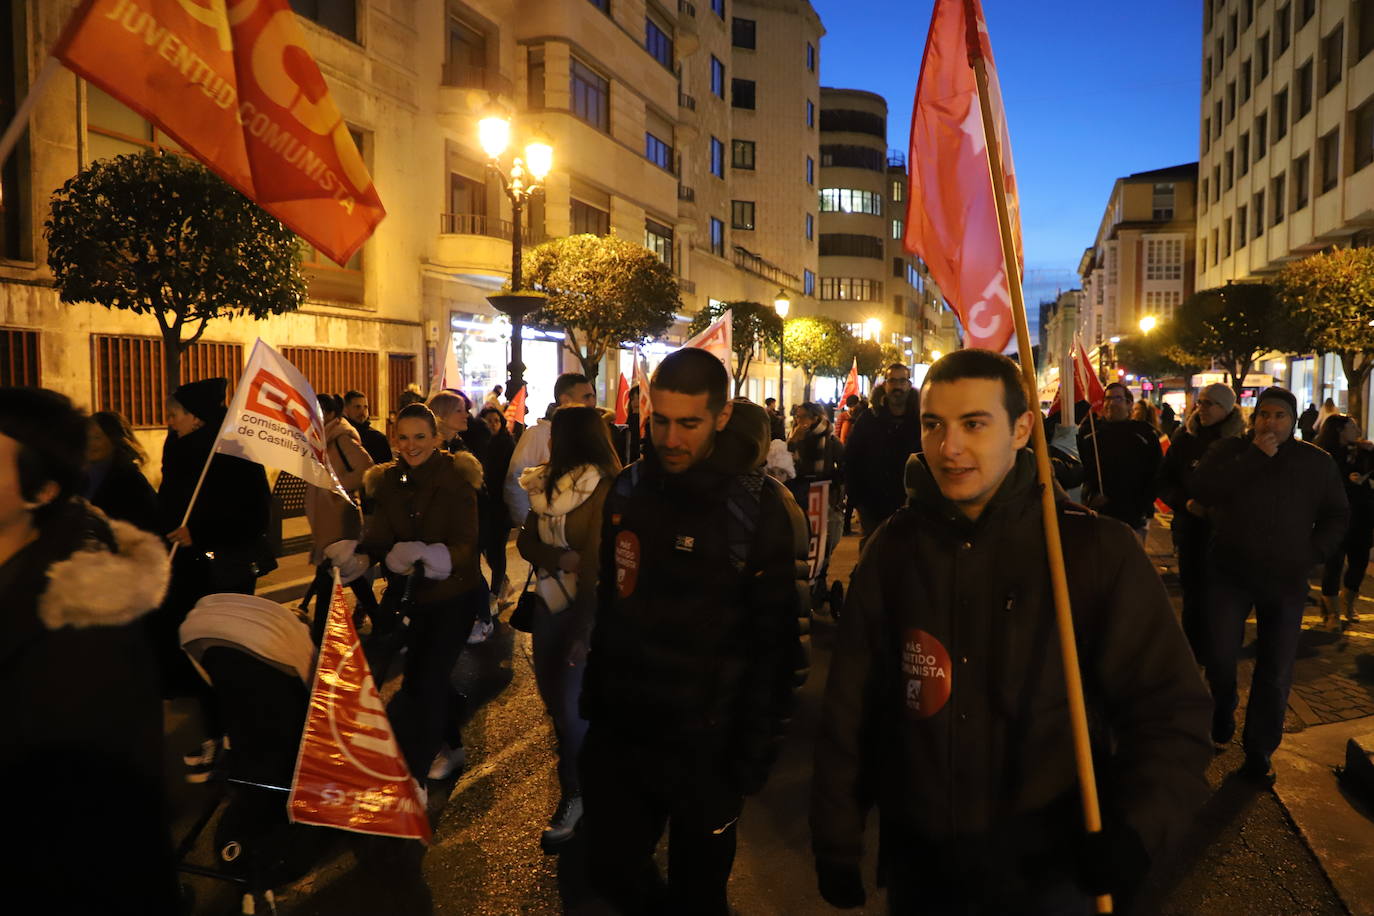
top-left (901, 629), bottom-right (952, 718)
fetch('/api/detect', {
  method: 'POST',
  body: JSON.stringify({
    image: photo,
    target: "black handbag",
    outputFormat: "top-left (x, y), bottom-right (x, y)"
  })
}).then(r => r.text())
top-left (508, 567), bottom-right (540, 633)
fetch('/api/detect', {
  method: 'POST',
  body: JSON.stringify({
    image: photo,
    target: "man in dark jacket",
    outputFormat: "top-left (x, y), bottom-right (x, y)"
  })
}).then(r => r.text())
top-left (811, 350), bottom-right (1212, 914)
top-left (581, 348), bottom-right (810, 915)
top-left (1078, 381), bottom-right (1162, 537)
top-left (1192, 386), bottom-right (1349, 780)
top-left (843, 363), bottom-right (921, 542)
top-left (1157, 382), bottom-right (1246, 665)
top-left (343, 389), bottom-right (394, 465)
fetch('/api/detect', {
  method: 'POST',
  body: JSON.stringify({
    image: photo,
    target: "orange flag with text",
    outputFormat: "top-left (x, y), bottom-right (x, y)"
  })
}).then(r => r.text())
top-left (54, 0), bottom-right (385, 265)
top-left (504, 384), bottom-right (528, 434)
top-left (288, 576), bottom-right (429, 841)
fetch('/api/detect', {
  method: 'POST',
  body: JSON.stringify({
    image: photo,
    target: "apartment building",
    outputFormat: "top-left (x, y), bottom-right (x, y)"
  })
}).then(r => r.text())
top-left (1195, 0), bottom-right (1374, 412)
top-left (816, 87), bottom-right (954, 374)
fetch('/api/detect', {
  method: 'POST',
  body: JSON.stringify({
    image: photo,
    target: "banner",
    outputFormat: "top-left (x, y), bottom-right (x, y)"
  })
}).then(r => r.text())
top-left (54, 0), bottom-right (386, 265)
top-left (289, 578), bottom-right (430, 841)
top-left (504, 384), bottom-right (527, 434)
top-left (684, 308), bottom-right (733, 371)
top-left (806, 480), bottom-right (830, 581)
top-left (904, 0), bottom-right (1020, 352)
top-left (215, 338), bottom-right (351, 501)
top-left (614, 372), bottom-right (630, 426)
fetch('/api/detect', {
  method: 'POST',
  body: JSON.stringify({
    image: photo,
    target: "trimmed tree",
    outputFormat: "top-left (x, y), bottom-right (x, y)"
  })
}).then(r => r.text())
top-left (1113, 324), bottom-right (1204, 386)
top-left (522, 234), bottom-right (680, 383)
top-left (1172, 283), bottom-right (1304, 400)
top-left (1275, 247), bottom-right (1374, 424)
top-left (686, 299), bottom-right (781, 396)
top-left (853, 340), bottom-right (883, 388)
top-left (768, 315), bottom-right (855, 401)
top-left (45, 150), bottom-right (306, 390)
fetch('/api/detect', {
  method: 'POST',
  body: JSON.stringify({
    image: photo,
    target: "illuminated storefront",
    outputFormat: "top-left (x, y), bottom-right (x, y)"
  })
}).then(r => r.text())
top-left (448, 312), bottom-right (565, 415)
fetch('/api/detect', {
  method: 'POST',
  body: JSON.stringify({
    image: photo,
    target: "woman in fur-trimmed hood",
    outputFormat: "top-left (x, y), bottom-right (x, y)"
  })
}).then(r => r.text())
top-left (0, 387), bottom-right (177, 913)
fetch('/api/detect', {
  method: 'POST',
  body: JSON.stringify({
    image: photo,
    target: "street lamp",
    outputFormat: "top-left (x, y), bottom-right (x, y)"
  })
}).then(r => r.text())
top-left (865, 317), bottom-right (883, 342)
top-left (479, 112), bottom-right (553, 397)
top-left (930, 349), bottom-right (943, 361)
top-left (1139, 315), bottom-right (1157, 334)
top-left (774, 289), bottom-right (791, 413)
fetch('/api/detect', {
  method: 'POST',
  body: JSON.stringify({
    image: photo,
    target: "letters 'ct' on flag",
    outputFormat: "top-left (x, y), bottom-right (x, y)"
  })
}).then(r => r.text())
top-left (684, 309), bottom-right (734, 371)
top-left (215, 338), bottom-right (352, 502)
top-left (904, 0), bottom-right (1021, 353)
top-left (289, 578), bottom-right (430, 841)
top-left (54, 0), bottom-right (386, 265)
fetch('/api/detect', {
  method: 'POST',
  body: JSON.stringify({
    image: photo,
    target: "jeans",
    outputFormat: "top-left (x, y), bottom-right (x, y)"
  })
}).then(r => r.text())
top-left (1204, 569), bottom-right (1306, 758)
top-left (531, 601), bottom-right (587, 795)
top-left (393, 592), bottom-right (478, 777)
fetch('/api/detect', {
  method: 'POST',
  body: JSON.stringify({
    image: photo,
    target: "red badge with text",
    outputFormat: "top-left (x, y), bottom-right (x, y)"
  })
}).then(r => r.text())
top-left (615, 530), bottom-right (640, 598)
top-left (901, 629), bottom-right (952, 719)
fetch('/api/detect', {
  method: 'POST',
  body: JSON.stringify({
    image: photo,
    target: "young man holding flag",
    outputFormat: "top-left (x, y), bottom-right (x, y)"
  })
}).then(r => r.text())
top-left (811, 350), bottom-right (1212, 913)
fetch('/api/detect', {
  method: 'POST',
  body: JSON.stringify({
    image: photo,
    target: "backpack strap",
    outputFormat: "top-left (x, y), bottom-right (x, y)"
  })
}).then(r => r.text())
top-left (725, 469), bottom-right (766, 572)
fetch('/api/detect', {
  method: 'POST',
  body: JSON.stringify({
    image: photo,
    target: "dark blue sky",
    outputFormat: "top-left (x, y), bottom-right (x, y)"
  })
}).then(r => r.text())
top-left (811, 0), bottom-right (1202, 308)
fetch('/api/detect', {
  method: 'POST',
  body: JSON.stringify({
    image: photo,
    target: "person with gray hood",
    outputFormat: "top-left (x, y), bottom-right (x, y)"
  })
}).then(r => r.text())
top-left (1191, 385), bottom-right (1348, 781)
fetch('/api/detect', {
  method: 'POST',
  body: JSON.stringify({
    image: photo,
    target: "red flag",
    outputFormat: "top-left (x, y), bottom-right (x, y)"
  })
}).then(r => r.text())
top-left (840, 358), bottom-right (859, 404)
top-left (614, 372), bottom-right (630, 425)
top-left (1049, 339), bottom-right (1108, 417)
top-left (289, 579), bottom-right (429, 841)
top-left (634, 352), bottom-right (653, 438)
top-left (53, 0), bottom-right (385, 265)
top-left (904, 0), bottom-right (1020, 352)
top-left (504, 384), bottom-right (528, 434)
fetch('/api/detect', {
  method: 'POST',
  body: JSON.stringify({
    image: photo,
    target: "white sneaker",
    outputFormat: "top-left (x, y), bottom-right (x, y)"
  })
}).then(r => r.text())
top-left (541, 794), bottom-right (583, 848)
top-left (466, 617), bottom-right (495, 645)
top-left (427, 743), bottom-right (466, 780)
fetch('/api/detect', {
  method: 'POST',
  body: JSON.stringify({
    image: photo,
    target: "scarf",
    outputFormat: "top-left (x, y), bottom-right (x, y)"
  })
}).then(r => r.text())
top-left (518, 463), bottom-right (605, 612)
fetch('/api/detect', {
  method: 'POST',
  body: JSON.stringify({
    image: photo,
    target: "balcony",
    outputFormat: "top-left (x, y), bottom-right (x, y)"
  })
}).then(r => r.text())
top-left (433, 213), bottom-right (542, 280)
top-left (733, 245), bottom-right (800, 289)
top-left (679, 90), bottom-right (697, 111)
top-left (677, 0), bottom-right (699, 54)
top-left (677, 184), bottom-right (696, 202)
top-left (441, 64), bottom-right (515, 97)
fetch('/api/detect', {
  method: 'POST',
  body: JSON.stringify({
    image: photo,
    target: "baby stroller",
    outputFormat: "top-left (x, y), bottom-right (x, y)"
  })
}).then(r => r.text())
top-left (177, 593), bottom-right (328, 915)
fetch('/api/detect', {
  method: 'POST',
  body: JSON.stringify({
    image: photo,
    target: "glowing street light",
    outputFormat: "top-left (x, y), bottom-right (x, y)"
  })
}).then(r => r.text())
top-left (865, 317), bottom-right (883, 341)
top-left (774, 290), bottom-right (791, 412)
top-left (1139, 315), bottom-right (1157, 333)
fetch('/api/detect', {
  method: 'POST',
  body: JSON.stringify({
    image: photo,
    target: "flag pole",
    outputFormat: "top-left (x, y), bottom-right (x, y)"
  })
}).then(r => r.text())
top-left (967, 35), bottom-right (1114, 916)
top-left (0, 57), bottom-right (61, 190)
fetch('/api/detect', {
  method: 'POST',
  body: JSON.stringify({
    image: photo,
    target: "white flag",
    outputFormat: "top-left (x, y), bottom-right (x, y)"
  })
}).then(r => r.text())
top-left (214, 339), bottom-right (353, 502)
top-left (684, 308), bottom-right (733, 370)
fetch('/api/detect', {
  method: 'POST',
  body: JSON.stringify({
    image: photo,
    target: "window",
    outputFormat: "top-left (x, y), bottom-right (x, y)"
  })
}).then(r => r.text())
top-left (94, 335), bottom-right (243, 428)
top-left (732, 139), bottom-right (755, 170)
top-left (1255, 111), bottom-right (1268, 161)
top-left (1322, 25), bottom-right (1344, 95)
top-left (1201, 177), bottom-right (1210, 211)
top-left (289, 0), bottom-right (356, 43)
top-left (1225, 148), bottom-right (1235, 188)
top-left (1203, 117), bottom-right (1212, 152)
top-left (711, 0), bottom-right (724, 18)
top-left (893, 257), bottom-right (904, 278)
top-left (645, 219), bottom-right (673, 268)
top-left (1296, 58), bottom-right (1314, 120)
top-left (1226, 81), bottom-right (1236, 122)
top-left (1274, 88), bottom-right (1289, 140)
top-left (1299, 0), bottom-right (1315, 28)
top-left (806, 99), bottom-right (815, 127)
top-left (1144, 238), bottom-right (1184, 279)
top-left (1355, 96), bottom-right (1374, 172)
top-left (732, 78), bottom-right (756, 110)
top-left (1320, 128), bottom-right (1341, 192)
top-left (1240, 137), bottom-right (1250, 177)
top-left (804, 269), bottom-right (815, 296)
top-left (1260, 34), bottom-right (1271, 79)
top-left (443, 16), bottom-right (489, 89)
top-left (1294, 152), bottom-right (1310, 209)
top-left (1242, 0), bottom-right (1253, 30)
top-left (806, 155), bottom-right (814, 185)
top-left (1228, 13), bottom-right (1238, 53)
top-left (1277, 3), bottom-right (1292, 55)
top-left (805, 213), bottom-right (814, 241)
top-left (0, 328), bottom-right (39, 386)
top-left (571, 59), bottom-right (609, 131)
top-left (822, 108), bottom-right (886, 136)
top-left (709, 217), bottom-right (725, 256)
top-left (1151, 182), bottom-right (1175, 220)
top-left (807, 42), bottom-right (816, 72)
top-left (1272, 173), bottom-right (1287, 224)
top-left (819, 188), bottom-right (882, 214)
top-left (1253, 191), bottom-right (1266, 237)
top-left (1211, 228), bottom-right (1220, 265)
top-left (1, 5), bottom-right (29, 260)
top-left (731, 200), bottom-right (755, 230)
top-left (818, 233), bottom-right (884, 259)
top-left (1214, 100), bottom-right (1223, 136)
top-left (1361, 0), bottom-right (1374, 61)
top-left (710, 56), bottom-right (725, 98)
top-left (588, 0), bottom-right (609, 11)
top-left (1241, 59), bottom-right (1252, 102)
top-left (1205, 59), bottom-right (1213, 93)
top-left (527, 45), bottom-right (546, 108)
top-left (891, 179), bottom-right (904, 202)
top-left (732, 17), bottom-right (756, 49)
top-left (645, 16), bottom-right (673, 69)
top-left (281, 348), bottom-right (378, 413)
top-left (645, 131), bottom-right (672, 170)
top-left (1213, 165), bottom-right (1221, 200)
top-left (1223, 217), bottom-right (1233, 256)
top-left (710, 137), bottom-right (725, 177)
top-left (571, 199), bottom-right (610, 235)
top-left (820, 145), bottom-right (884, 170)
top-left (86, 83), bottom-right (187, 161)
top-left (818, 277), bottom-right (882, 301)
top-left (891, 219), bottom-right (904, 240)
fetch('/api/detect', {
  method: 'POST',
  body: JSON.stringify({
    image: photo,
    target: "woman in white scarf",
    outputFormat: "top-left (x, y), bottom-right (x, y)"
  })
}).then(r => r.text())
top-left (516, 406), bottom-right (622, 848)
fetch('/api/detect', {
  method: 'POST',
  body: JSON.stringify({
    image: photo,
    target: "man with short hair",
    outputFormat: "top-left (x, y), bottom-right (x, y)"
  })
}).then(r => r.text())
top-left (504, 373), bottom-right (596, 526)
top-left (764, 396), bottom-right (786, 441)
top-left (343, 389), bottom-right (393, 465)
top-left (811, 350), bottom-right (1211, 913)
top-left (1078, 382), bottom-right (1162, 538)
top-left (1192, 386), bottom-right (1348, 780)
top-left (581, 347), bottom-right (810, 915)
top-left (843, 363), bottom-right (920, 541)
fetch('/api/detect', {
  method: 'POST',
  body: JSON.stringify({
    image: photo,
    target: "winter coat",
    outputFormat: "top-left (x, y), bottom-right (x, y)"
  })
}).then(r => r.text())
top-left (788, 417), bottom-right (845, 509)
top-left (1191, 433), bottom-right (1349, 589)
top-left (843, 404), bottom-right (921, 517)
top-left (349, 416), bottom-right (394, 466)
top-left (811, 451), bottom-right (1212, 905)
top-left (1329, 442), bottom-right (1374, 527)
top-left (483, 429), bottom-right (517, 531)
top-left (305, 417), bottom-right (373, 564)
top-left (158, 412), bottom-right (271, 557)
top-left (86, 458), bottom-right (160, 533)
top-left (583, 425), bottom-right (812, 796)
top-left (517, 464), bottom-right (613, 640)
top-left (1157, 407), bottom-right (1246, 540)
top-left (1078, 417), bottom-right (1163, 528)
top-left (0, 500), bottom-right (177, 913)
top-left (359, 449), bottom-right (483, 604)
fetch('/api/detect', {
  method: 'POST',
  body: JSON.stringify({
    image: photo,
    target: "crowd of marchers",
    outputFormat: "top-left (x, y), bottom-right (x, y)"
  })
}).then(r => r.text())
top-left (1, 345), bottom-right (1368, 915)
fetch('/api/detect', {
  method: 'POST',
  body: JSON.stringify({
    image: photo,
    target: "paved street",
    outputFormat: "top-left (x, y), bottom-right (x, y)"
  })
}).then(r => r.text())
top-left (169, 514), bottom-right (1374, 915)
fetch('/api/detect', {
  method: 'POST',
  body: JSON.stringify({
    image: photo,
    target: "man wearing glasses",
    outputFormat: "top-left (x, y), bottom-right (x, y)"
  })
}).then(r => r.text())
top-left (1078, 382), bottom-right (1162, 540)
top-left (844, 364), bottom-right (921, 543)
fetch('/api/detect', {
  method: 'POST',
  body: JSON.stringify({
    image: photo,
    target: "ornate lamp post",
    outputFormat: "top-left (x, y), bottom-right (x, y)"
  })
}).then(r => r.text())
top-left (478, 113), bottom-right (553, 396)
top-left (773, 289), bottom-right (791, 413)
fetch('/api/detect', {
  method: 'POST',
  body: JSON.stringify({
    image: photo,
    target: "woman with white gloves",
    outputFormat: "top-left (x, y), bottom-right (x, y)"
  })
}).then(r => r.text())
top-left (327, 402), bottom-right (484, 784)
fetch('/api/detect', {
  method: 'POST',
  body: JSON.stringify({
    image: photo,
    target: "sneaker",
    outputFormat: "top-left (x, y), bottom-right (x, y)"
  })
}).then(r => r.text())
top-left (183, 738), bottom-right (218, 767)
top-left (541, 794), bottom-right (583, 849)
top-left (1237, 753), bottom-right (1275, 784)
top-left (427, 744), bottom-right (466, 780)
top-left (467, 617), bottom-right (495, 645)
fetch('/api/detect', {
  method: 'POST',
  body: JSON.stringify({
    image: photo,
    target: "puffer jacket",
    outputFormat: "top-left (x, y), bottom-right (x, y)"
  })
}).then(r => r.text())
top-left (359, 449), bottom-right (483, 603)
top-left (1078, 417), bottom-right (1163, 528)
top-left (582, 421), bottom-right (811, 795)
top-left (1157, 407), bottom-right (1246, 536)
top-left (517, 464), bottom-right (613, 640)
top-left (305, 417), bottom-right (373, 564)
top-left (811, 451), bottom-right (1212, 904)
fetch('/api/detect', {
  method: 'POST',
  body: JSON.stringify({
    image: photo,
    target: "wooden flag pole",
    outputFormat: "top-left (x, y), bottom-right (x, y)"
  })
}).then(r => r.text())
top-left (968, 53), bottom-right (1113, 916)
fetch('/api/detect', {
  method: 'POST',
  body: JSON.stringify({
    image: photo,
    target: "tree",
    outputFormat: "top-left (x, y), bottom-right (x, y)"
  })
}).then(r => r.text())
top-left (1172, 283), bottom-right (1304, 400)
top-left (1113, 324), bottom-right (1204, 384)
top-left (686, 299), bottom-right (781, 395)
top-left (522, 234), bottom-right (680, 383)
top-left (1275, 247), bottom-right (1374, 424)
top-left (768, 315), bottom-right (855, 401)
top-left (46, 150), bottom-right (306, 390)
